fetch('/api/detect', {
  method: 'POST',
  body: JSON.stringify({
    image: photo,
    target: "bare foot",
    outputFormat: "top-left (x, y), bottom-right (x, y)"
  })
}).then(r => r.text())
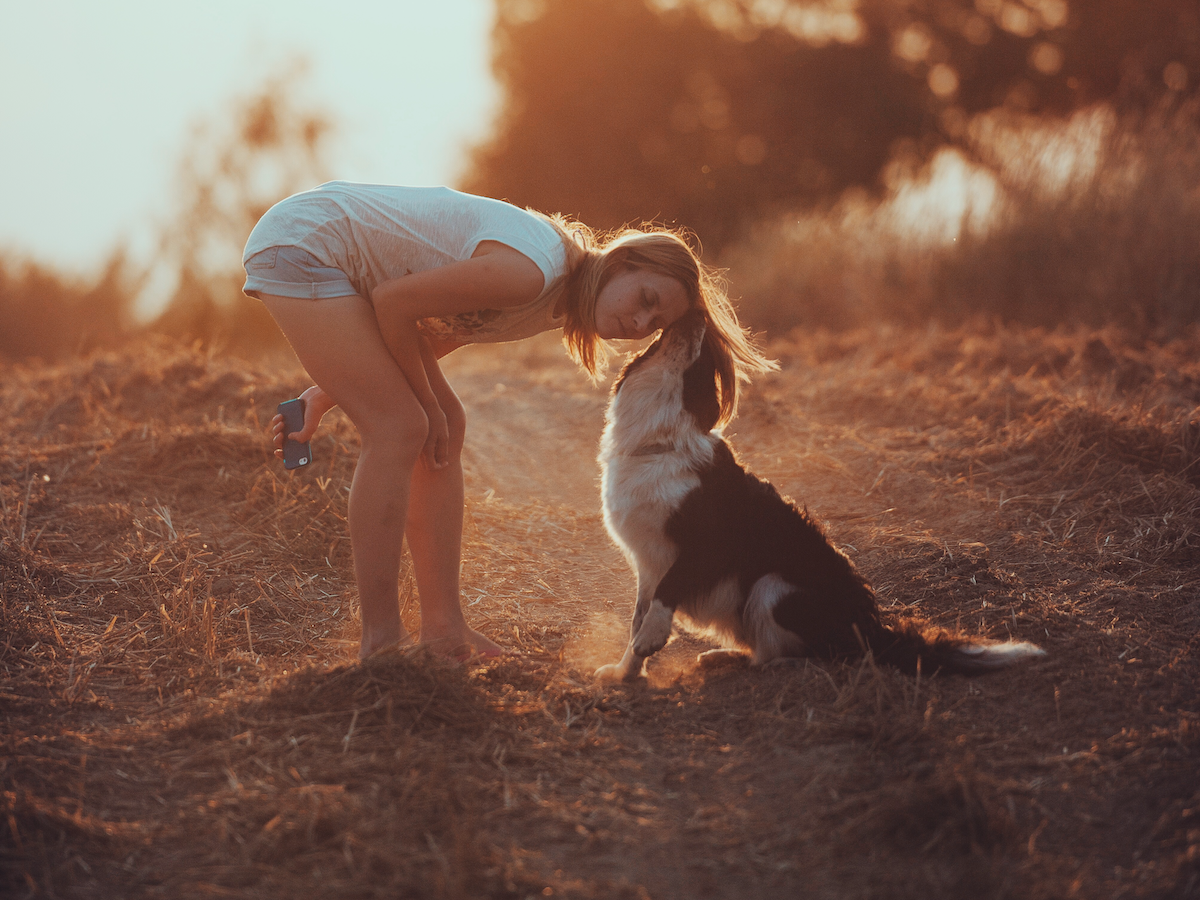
top-left (360, 635), bottom-right (418, 662)
top-left (359, 623), bottom-right (413, 661)
top-left (418, 626), bottom-right (504, 661)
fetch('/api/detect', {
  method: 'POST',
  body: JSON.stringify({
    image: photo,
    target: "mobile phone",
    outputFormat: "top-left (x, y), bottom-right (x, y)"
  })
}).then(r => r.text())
top-left (277, 399), bottom-right (311, 470)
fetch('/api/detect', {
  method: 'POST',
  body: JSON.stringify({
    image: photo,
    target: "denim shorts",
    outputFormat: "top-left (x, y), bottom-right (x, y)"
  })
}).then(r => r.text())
top-left (242, 246), bottom-right (358, 300)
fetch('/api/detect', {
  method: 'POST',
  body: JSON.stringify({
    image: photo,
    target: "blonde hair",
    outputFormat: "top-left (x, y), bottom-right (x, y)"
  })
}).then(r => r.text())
top-left (537, 212), bottom-right (777, 425)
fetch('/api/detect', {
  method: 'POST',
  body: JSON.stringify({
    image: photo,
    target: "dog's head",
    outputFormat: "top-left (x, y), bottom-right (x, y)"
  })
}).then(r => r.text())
top-left (608, 309), bottom-right (721, 438)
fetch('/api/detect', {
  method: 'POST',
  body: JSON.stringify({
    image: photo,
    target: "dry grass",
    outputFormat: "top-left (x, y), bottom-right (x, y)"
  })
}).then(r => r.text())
top-left (2, 326), bottom-right (1198, 899)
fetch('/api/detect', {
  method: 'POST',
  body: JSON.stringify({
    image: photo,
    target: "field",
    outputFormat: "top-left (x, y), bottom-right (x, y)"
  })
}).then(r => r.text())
top-left (2, 322), bottom-right (1198, 899)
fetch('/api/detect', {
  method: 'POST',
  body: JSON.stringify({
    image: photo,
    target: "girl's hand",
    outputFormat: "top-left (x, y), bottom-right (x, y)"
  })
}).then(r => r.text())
top-left (270, 385), bottom-right (334, 458)
top-left (422, 405), bottom-right (450, 470)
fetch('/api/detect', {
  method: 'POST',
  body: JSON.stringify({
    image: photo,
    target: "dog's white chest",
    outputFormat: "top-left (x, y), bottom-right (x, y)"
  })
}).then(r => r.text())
top-left (600, 452), bottom-right (700, 556)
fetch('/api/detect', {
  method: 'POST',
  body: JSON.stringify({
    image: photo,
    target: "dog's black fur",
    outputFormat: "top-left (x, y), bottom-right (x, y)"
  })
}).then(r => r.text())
top-left (595, 310), bottom-right (1046, 681)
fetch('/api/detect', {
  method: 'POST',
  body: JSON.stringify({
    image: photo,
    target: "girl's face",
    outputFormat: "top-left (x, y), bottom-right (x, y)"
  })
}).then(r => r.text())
top-left (593, 267), bottom-right (691, 341)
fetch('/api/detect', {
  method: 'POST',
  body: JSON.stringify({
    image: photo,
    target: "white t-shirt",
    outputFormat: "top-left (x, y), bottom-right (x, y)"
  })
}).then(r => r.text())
top-left (243, 182), bottom-right (570, 344)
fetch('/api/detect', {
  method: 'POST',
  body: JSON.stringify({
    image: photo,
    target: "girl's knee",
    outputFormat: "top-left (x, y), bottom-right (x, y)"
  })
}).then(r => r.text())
top-left (360, 408), bottom-right (429, 464)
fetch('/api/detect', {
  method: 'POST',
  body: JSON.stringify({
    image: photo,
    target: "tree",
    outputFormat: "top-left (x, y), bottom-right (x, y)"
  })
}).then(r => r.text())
top-left (151, 63), bottom-right (334, 350)
top-left (463, 0), bottom-right (1200, 252)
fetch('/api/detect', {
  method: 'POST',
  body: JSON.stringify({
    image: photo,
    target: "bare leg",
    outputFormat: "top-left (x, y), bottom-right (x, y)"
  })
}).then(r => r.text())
top-left (348, 429), bottom-right (419, 656)
top-left (258, 293), bottom-right (427, 658)
top-left (406, 459), bottom-right (501, 656)
top-left (404, 349), bottom-right (503, 657)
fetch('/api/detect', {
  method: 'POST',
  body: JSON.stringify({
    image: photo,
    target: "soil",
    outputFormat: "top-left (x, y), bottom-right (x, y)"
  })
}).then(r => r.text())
top-left (2, 323), bottom-right (1198, 899)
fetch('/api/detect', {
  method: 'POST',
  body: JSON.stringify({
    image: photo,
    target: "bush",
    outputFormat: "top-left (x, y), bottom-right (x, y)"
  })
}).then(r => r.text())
top-left (0, 252), bottom-right (138, 362)
top-left (724, 99), bottom-right (1200, 335)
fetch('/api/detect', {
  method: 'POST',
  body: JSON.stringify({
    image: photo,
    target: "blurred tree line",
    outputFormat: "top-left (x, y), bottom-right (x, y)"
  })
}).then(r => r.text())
top-left (463, 0), bottom-right (1199, 253)
top-left (4, 0), bottom-right (1198, 361)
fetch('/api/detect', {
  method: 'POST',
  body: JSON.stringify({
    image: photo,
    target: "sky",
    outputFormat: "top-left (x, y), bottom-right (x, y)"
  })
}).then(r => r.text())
top-left (0, 0), bottom-right (497, 279)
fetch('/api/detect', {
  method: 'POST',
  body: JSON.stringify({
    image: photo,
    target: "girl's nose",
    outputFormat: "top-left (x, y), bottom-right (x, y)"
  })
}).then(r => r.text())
top-left (631, 311), bottom-right (650, 336)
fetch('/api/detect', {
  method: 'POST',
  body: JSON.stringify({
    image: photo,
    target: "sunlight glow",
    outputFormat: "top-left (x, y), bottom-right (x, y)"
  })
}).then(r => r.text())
top-left (888, 149), bottom-right (998, 243)
top-left (654, 0), bottom-right (865, 45)
top-left (971, 105), bottom-right (1114, 196)
top-left (0, 0), bottom-right (496, 274)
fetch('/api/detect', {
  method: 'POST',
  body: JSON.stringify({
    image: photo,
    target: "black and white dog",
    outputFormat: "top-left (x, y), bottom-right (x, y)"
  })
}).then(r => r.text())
top-left (595, 310), bottom-right (1046, 682)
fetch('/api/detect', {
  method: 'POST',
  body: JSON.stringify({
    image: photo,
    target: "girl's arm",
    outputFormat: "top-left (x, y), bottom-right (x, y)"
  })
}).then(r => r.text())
top-left (370, 244), bottom-right (545, 468)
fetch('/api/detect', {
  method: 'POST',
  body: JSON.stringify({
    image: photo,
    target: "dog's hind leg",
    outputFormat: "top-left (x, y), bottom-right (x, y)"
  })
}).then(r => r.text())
top-left (768, 577), bottom-right (881, 662)
top-left (745, 574), bottom-right (807, 666)
top-left (697, 649), bottom-right (752, 670)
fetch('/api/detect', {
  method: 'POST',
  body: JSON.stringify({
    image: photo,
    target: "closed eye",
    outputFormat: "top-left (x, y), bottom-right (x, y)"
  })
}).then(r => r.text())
top-left (643, 289), bottom-right (665, 331)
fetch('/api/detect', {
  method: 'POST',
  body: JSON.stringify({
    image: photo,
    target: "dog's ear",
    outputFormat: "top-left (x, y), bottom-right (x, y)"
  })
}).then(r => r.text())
top-left (682, 335), bottom-right (720, 433)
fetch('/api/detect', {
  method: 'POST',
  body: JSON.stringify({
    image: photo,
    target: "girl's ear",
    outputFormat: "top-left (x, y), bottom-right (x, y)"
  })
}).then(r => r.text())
top-left (681, 336), bottom-right (720, 433)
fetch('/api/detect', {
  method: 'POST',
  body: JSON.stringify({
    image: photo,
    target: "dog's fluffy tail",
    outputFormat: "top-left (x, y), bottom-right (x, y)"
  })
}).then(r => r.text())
top-left (768, 583), bottom-right (1046, 676)
top-left (867, 621), bottom-right (1046, 676)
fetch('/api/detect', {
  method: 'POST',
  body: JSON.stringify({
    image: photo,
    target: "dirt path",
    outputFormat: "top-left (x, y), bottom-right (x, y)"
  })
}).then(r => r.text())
top-left (449, 332), bottom-right (1200, 898)
top-left (3, 327), bottom-right (1198, 899)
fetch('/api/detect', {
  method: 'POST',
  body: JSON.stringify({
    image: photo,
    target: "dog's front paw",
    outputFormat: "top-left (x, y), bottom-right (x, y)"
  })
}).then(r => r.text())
top-left (631, 599), bottom-right (673, 657)
top-left (595, 660), bottom-right (643, 683)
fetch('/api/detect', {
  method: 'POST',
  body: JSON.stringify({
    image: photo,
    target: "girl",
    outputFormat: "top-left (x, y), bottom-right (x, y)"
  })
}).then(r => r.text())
top-left (243, 182), bottom-right (773, 660)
